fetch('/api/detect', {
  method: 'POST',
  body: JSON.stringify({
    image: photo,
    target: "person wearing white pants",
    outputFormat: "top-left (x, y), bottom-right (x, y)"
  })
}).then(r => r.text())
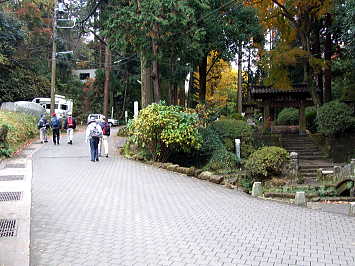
top-left (67, 128), bottom-right (74, 143)
top-left (63, 113), bottom-right (77, 144)
top-left (98, 116), bottom-right (110, 157)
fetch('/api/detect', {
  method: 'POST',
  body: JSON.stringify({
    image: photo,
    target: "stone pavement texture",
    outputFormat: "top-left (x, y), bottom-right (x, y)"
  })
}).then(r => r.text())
top-left (30, 131), bottom-right (355, 266)
top-left (0, 142), bottom-right (42, 266)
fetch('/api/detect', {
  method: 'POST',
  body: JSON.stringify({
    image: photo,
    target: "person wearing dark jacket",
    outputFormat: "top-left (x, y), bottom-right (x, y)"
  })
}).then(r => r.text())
top-left (50, 113), bottom-right (62, 145)
top-left (63, 112), bottom-right (77, 144)
top-left (37, 114), bottom-right (49, 144)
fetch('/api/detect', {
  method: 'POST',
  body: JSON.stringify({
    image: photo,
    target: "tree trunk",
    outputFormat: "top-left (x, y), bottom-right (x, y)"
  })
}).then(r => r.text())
top-left (312, 26), bottom-right (323, 105)
top-left (169, 57), bottom-right (177, 105)
top-left (237, 47), bottom-right (243, 114)
top-left (199, 54), bottom-right (208, 103)
top-left (178, 84), bottom-right (185, 107)
top-left (120, 65), bottom-right (129, 119)
top-left (324, 13), bottom-right (332, 103)
top-left (151, 24), bottom-right (161, 103)
top-left (141, 53), bottom-right (152, 108)
top-left (301, 34), bottom-right (321, 107)
top-left (151, 58), bottom-right (160, 103)
top-left (103, 45), bottom-right (111, 118)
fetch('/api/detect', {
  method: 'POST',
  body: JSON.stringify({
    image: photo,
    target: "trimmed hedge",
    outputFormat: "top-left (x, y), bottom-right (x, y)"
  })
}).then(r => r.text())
top-left (203, 148), bottom-right (237, 172)
top-left (316, 101), bottom-right (354, 136)
top-left (277, 108), bottom-right (298, 125)
top-left (305, 106), bottom-right (317, 133)
top-left (211, 118), bottom-right (255, 158)
top-left (245, 146), bottom-right (289, 180)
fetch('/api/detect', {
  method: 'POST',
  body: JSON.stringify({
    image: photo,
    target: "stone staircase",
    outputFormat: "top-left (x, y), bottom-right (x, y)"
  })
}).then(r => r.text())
top-left (280, 134), bottom-right (334, 183)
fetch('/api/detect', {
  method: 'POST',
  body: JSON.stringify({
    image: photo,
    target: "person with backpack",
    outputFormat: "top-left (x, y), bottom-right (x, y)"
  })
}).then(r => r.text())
top-left (63, 112), bottom-right (76, 145)
top-left (85, 117), bottom-right (103, 162)
top-left (50, 113), bottom-right (62, 145)
top-left (98, 116), bottom-right (110, 158)
top-left (37, 114), bottom-right (49, 144)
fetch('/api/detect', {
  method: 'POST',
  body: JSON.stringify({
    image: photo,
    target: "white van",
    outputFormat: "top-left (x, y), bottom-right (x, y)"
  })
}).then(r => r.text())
top-left (32, 95), bottom-right (73, 118)
top-left (87, 114), bottom-right (119, 127)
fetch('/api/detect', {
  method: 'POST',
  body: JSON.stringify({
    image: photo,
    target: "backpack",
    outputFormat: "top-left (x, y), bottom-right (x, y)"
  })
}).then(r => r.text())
top-left (67, 116), bottom-right (73, 127)
top-left (51, 117), bottom-right (60, 129)
top-left (102, 122), bottom-right (110, 136)
top-left (37, 118), bottom-right (45, 129)
top-left (90, 125), bottom-right (102, 139)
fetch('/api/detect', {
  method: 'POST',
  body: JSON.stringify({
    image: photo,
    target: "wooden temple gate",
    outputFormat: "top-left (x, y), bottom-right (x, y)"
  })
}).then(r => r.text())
top-left (250, 84), bottom-right (313, 135)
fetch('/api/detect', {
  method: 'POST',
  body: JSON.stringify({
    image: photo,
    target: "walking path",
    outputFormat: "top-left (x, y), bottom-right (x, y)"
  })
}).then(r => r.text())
top-left (1, 129), bottom-right (354, 266)
top-left (29, 130), bottom-right (355, 266)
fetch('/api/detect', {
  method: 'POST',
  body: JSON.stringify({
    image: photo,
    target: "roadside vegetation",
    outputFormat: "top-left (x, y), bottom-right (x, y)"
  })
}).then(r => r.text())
top-left (0, 111), bottom-right (37, 158)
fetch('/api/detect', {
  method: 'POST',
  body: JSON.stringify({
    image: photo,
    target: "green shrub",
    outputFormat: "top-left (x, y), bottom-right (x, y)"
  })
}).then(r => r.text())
top-left (305, 106), bottom-right (317, 133)
top-left (277, 108), bottom-right (299, 125)
top-left (316, 100), bottom-right (354, 136)
top-left (198, 126), bottom-right (223, 159)
top-left (127, 103), bottom-right (202, 162)
top-left (211, 118), bottom-right (255, 158)
top-left (0, 111), bottom-right (37, 157)
top-left (227, 113), bottom-right (245, 121)
top-left (203, 148), bottom-right (237, 172)
top-left (117, 126), bottom-right (128, 137)
top-left (245, 146), bottom-right (290, 180)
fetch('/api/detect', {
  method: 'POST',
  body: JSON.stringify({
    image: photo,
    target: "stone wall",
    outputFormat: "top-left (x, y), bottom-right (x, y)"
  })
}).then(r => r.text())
top-left (310, 133), bottom-right (355, 163)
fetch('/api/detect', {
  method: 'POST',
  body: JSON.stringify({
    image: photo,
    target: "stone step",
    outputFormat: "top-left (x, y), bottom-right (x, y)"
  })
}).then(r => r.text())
top-left (300, 167), bottom-right (333, 172)
top-left (299, 156), bottom-right (329, 160)
top-left (281, 138), bottom-right (314, 141)
top-left (300, 165), bottom-right (334, 169)
top-left (283, 144), bottom-right (318, 148)
top-left (282, 143), bottom-right (316, 146)
top-left (283, 146), bottom-right (319, 149)
top-left (281, 139), bottom-right (315, 143)
top-left (283, 143), bottom-right (318, 147)
top-left (300, 173), bottom-right (318, 177)
top-left (288, 151), bottom-right (322, 154)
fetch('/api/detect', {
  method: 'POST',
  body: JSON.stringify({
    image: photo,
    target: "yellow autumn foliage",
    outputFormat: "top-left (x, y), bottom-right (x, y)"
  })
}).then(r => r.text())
top-left (194, 51), bottom-right (237, 107)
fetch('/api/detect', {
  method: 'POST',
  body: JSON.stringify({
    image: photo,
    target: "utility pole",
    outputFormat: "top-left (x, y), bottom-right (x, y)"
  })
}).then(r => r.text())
top-left (237, 46), bottom-right (243, 114)
top-left (103, 44), bottom-right (111, 118)
top-left (50, 0), bottom-right (58, 115)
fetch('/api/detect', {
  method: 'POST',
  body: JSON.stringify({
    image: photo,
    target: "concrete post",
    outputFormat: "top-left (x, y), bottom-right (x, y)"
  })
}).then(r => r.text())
top-left (252, 182), bottom-right (263, 197)
top-left (351, 159), bottom-right (355, 176)
top-left (235, 139), bottom-right (241, 160)
top-left (125, 110), bottom-right (128, 124)
top-left (134, 101), bottom-right (139, 119)
top-left (295, 191), bottom-right (306, 206)
top-left (349, 203), bottom-right (355, 217)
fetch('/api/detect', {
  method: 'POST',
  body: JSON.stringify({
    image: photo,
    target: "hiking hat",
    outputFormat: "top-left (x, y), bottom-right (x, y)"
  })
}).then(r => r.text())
top-left (51, 112), bottom-right (56, 117)
top-left (67, 112), bottom-right (72, 116)
top-left (88, 117), bottom-right (96, 124)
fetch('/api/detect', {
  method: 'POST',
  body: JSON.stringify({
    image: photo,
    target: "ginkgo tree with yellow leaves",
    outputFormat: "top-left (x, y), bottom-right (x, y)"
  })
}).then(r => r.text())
top-left (194, 51), bottom-right (239, 109)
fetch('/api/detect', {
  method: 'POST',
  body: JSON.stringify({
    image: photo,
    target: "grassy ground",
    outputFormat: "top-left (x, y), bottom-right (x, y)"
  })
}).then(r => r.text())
top-left (0, 110), bottom-right (38, 157)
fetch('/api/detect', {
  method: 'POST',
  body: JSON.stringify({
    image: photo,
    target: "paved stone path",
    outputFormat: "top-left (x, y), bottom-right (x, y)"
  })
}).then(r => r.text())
top-left (30, 131), bottom-right (355, 266)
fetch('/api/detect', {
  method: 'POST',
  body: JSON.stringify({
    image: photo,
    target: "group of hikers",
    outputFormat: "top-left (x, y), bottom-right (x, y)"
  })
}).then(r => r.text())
top-left (37, 113), bottom-right (111, 162)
